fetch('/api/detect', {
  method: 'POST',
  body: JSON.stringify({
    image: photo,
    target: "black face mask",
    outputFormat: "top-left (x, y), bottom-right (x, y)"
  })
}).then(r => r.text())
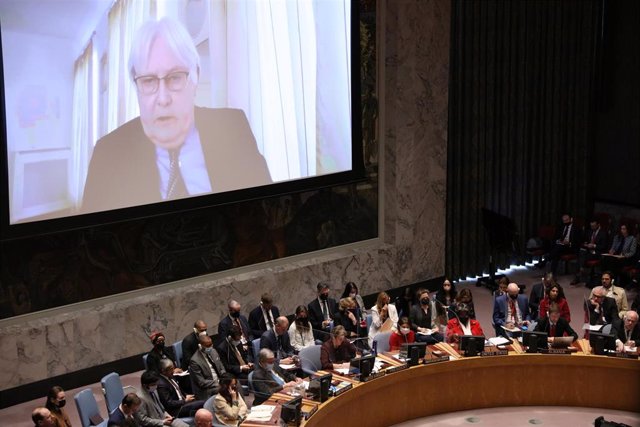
top-left (420, 298), bottom-right (430, 305)
top-left (509, 294), bottom-right (518, 300)
top-left (297, 317), bottom-right (309, 325)
top-left (57, 399), bottom-right (66, 408)
top-left (458, 316), bottom-right (469, 324)
top-left (319, 294), bottom-right (329, 301)
top-left (230, 311), bottom-right (240, 318)
top-left (155, 342), bottom-right (165, 350)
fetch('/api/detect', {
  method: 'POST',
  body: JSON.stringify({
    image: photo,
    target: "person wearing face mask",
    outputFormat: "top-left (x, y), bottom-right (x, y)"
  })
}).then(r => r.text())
top-left (216, 325), bottom-right (253, 383)
top-left (157, 359), bottom-right (204, 419)
top-left (446, 303), bottom-right (485, 344)
top-left (146, 332), bottom-right (182, 375)
top-left (333, 297), bottom-right (360, 339)
top-left (368, 291), bottom-right (399, 346)
top-left (189, 335), bottom-right (227, 400)
top-left (492, 283), bottom-right (531, 338)
top-left (341, 282), bottom-right (366, 315)
top-left (44, 386), bottom-right (71, 427)
top-left (389, 317), bottom-right (416, 351)
top-left (288, 305), bottom-right (316, 352)
top-left (251, 348), bottom-right (302, 405)
top-left (248, 293), bottom-right (281, 339)
top-left (211, 374), bottom-right (248, 426)
top-left (217, 300), bottom-right (252, 350)
top-left (181, 320), bottom-right (208, 369)
top-left (435, 279), bottom-right (458, 320)
top-left (308, 282), bottom-right (338, 341)
top-left (409, 289), bottom-right (444, 344)
top-left (135, 371), bottom-right (189, 427)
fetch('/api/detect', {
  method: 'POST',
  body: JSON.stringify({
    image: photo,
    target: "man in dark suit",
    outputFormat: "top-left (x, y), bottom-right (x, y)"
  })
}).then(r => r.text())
top-left (585, 286), bottom-right (622, 335)
top-left (135, 370), bottom-right (189, 427)
top-left (307, 282), bottom-right (338, 340)
top-left (188, 335), bottom-right (227, 400)
top-left (217, 300), bottom-right (252, 350)
top-left (615, 310), bottom-right (639, 350)
top-left (180, 320), bottom-right (208, 369)
top-left (248, 293), bottom-right (280, 339)
top-left (157, 359), bottom-right (204, 419)
top-left (546, 213), bottom-right (582, 275)
top-left (534, 302), bottom-right (578, 343)
top-left (108, 393), bottom-right (141, 427)
top-left (259, 316), bottom-right (295, 364)
top-left (572, 218), bottom-right (609, 285)
top-left (216, 325), bottom-right (253, 383)
top-left (528, 273), bottom-right (555, 321)
top-left (82, 17), bottom-right (271, 214)
top-left (493, 283), bottom-right (531, 338)
top-left (251, 348), bottom-right (302, 406)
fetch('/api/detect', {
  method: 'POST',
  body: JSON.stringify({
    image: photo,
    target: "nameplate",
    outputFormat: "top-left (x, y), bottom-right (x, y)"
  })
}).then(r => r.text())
top-left (422, 356), bottom-right (450, 365)
top-left (539, 349), bottom-right (572, 355)
top-left (330, 383), bottom-right (353, 397)
top-left (480, 350), bottom-right (509, 357)
top-left (303, 405), bottom-right (318, 420)
top-left (360, 371), bottom-right (386, 382)
top-left (385, 363), bottom-right (409, 374)
top-left (607, 352), bottom-right (639, 359)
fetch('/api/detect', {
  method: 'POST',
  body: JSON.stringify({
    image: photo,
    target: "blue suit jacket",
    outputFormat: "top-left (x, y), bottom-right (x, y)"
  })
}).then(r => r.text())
top-left (217, 314), bottom-right (252, 345)
top-left (493, 294), bottom-right (531, 327)
top-left (259, 329), bottom-right (294, 359)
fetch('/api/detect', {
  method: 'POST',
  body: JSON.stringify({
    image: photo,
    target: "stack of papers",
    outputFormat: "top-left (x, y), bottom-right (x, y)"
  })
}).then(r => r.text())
top-left (582, 323), bottom-right (603, 331)
top-left (417, 329), bottom-right (435, 336)
top-left (488, 336), bottom-right (510, 346)
top-left (279, 363), bottom-right (297, 370)
top-left (245, 405), bottom-right (276, 422)
top-left (334, 367), bottom-right (350, 375)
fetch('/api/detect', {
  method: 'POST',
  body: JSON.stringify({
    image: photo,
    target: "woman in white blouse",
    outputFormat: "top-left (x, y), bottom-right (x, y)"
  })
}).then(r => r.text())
top-left (368, 291), bottom-right (399, 346)
top-left (288, 305), bottom-right (316, 352)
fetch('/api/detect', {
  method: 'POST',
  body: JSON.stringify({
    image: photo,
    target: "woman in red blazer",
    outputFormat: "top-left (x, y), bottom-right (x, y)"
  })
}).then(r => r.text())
top-left (538, 284), bottom-right (571, 323)
top-left (446, 303), bottom-right (485, 343)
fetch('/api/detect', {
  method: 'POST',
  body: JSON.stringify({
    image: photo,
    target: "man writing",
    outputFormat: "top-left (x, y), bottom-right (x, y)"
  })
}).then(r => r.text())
top-left (83, 17), bottom-right (271, 213)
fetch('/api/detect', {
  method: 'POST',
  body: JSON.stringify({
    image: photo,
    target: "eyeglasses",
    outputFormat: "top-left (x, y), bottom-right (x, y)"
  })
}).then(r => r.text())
top-left (134, 71), bottom-right (189, 95)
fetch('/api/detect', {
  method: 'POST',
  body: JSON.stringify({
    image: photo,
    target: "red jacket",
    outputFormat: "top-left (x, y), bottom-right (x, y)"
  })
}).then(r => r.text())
top-left (538, 297), bottom-right (571, 323)
top-left (446, 318), bottom-right (484, 343)
top-left (389, 330), bottom-right (416, 351)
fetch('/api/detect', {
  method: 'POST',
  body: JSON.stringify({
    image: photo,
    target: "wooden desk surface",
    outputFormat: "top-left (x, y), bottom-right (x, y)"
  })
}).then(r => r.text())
top-left (301, 354), bottom-right (640, 427)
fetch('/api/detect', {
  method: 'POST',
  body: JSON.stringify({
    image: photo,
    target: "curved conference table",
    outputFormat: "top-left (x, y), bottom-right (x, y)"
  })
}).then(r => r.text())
top-left (301, 353), bottom-right (640, 427)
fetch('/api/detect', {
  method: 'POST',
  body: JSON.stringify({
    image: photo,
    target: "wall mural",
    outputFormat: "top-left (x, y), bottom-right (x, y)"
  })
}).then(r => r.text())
top-left (0, 0), bottom-right (378, 320)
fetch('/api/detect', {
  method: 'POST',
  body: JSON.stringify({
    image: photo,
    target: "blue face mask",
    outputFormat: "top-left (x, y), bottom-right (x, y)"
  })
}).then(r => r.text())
top-left (265, 363), bottom-right (274, 371)
top-left (203, 346), bottom-right (213, 355)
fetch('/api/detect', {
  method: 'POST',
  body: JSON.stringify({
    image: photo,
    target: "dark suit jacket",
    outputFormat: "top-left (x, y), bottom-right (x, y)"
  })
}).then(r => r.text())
top-left (259, 329), bottom-right (294, 359)
top-left (82, 107), bottom-right (272, 213)
top-left (188, 349), bottom-right (227, 400)
top-left (534, 316), bottom-right (578, 341)
top-left (528, 283), bottom-right (545, 321)
top-left (248, 305), bottom-right (280, 339)
top-left (157, 375), bottom-right (187, 417)
top-left (251, 365), bottom-right (296, 405)
top-left (217, 314), bottom-right (252, 346)
top-left (307, 298), bottom-right (338, 340)
top-left (616, 324), bottom-right (640, 347)
top-left (493, 294), bottom-right (531, 330)
top-left (108, 407), bottom-right (136, 427)
top-left (555, 222), bottom-right (582, 250)
top-left (409, 303), bottom-right (434, 330)
top-left (145, 347), bottom-right (176, 373)
top-left (583, 227), bottom-right (608, 253)
top-left (586, 296), bottom-right (622, 334)
top-left (180, 332), bottom-right (201, 369)
top-left (216, 337), bottom-right (251, 377)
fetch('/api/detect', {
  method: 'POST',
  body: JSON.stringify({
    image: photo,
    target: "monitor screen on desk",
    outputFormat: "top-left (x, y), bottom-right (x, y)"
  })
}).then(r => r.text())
top-left (400, 342), bottom-right (427, 366)
top-left (308, 373), bottom-right (332, 403)
top-left (589, 331), bottom-right (616, 355)
top-left (350, 354), bottom-right (376, 379)
top-left (523, 331), bottom-right (548, 353)
top-left (460, 335), bottom-right (485, 357)
top-left (281, 395), bottom-right (303, 426)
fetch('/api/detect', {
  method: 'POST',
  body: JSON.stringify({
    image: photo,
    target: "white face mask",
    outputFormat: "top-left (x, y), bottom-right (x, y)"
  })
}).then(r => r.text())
top-left (400, 327), bottom-right (410, 335)
top-left (265, 363), bottom-right (275, 371)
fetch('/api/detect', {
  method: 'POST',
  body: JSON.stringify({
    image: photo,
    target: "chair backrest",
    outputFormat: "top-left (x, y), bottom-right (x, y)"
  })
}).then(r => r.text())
top-left (299, 344), bottom-right (323, 375)
top-left (365, 314), bottom-right (373, 332)
top-left (101, 372), bottom-right (124, 415)
top-left (252, 338), bottom-right (261, 360)
top-left (74, 388), bottom-right (103, 427)
top-left (373, 331), bottom-right (393, 353)
top-left (247, 370), bottom-right (256, 393)
top-left (172, 341), bottom-right (183, 369)
top-left (602, 323), bottom-right (613, 335)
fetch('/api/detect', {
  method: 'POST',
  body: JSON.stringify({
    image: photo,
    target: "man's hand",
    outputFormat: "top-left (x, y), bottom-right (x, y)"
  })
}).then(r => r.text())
top-left (185, 394), bottom-right (195, 402)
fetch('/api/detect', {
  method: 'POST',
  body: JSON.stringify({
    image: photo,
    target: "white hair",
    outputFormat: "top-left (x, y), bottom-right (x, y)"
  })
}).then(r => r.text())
top-left (128, 16), bottom-right (200, 85)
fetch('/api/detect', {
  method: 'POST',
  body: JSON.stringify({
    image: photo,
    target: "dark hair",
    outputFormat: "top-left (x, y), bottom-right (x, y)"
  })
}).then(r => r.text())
top-left (317, 282), bottom-right (330, 293)
top-left (548, 302), bottom-right (560, 314)
top-left (228, 325), bottom-right (242, 339)
top-left (295, 305), bottom-right (308, 317)
top-left (546, 284), bottom-right (565, 300)
top-left (341, 282), bottom-right (358, 298)
top-left (456, 288), bottom-right (473, 303)
top-left (122, 392), bottom-right (141, 407)
top-left (397, 316), bottom-right (411, 329)
top-left (141, 370), bottom-right (160, 386)
top-left (261, 293), bottom-right (273, 305)
top-left (44, 385), bottom-right (64, 412)
top-left (219, 373), bottom-right (237, 405)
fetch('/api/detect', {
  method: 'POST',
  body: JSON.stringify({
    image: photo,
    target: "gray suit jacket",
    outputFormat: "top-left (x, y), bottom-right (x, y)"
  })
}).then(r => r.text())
top-left (134, 389), bottom-right (189, 427)
top-left (189, 349), bottom-right (227, 400)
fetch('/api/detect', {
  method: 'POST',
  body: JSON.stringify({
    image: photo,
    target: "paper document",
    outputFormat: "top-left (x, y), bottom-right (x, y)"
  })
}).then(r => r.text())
top-left (334, 368), bottom-right (350, 375)
top-left (488, 337), bottom-right (511, 346)
top-left (279, 363), bottom-right (296, 370)
top-left (501, 325), bottom-right (521, 333)
top-left (246, 405), bottom-right (276, 422)
top-left (173, 370), bottom-right (190, 377)
top-left (417, 329), bottom-right (435, 336)
top-left (582, 323), bottom-right (603, 331)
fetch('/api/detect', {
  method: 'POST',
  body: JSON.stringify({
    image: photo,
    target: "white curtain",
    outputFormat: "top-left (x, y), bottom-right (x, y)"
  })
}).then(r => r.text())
top-left (106, 0), bottom-right (156, 133)
top-left (208, 0), bottom-right (352, 181)
top-left (71, 41), bottom-right (93, 209)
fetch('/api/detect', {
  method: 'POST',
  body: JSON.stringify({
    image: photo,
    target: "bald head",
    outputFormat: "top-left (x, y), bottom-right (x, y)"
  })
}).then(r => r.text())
top-left (198, 334), bottom-right (212, 347)
top-left (194, 408), bottom-right (213, 427)
top-left (592, 286), bottom-right (606, 298)
top-left (507, 283), bottom-right (519, 297)
top-left (274, 316), bottom-right (289, 335)
top-left (32, 407), bottom-right (54, 427)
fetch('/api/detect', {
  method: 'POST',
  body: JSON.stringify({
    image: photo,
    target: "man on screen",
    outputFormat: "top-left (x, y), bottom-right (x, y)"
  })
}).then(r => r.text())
top-left (82, 17), bottom-right (271, 213)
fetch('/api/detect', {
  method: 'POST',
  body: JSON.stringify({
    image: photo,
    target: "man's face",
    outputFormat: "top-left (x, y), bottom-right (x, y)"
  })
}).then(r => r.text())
top-left (562, 215), bottom-right (571, 225)
top-left (549, 288), bottom-right (559, 300)
top-left (624, 315), bottom-right (638, 330)
top-left (590, 221), bottom-right (599, 230)
top-left (332, 335), bottom-right (345, 348)
top-left (601, 274), bottom-right (612, 288)
top-left (135, 36), bottom-right (197, 150)
top-left (38, 409), bottom-right (55, 427)
top-left (549, 312), bottom-right (561, 324)
top-left (275, 319), bottom-right (289, 335)
top-left (195, 322), bottom-right (207, 335)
